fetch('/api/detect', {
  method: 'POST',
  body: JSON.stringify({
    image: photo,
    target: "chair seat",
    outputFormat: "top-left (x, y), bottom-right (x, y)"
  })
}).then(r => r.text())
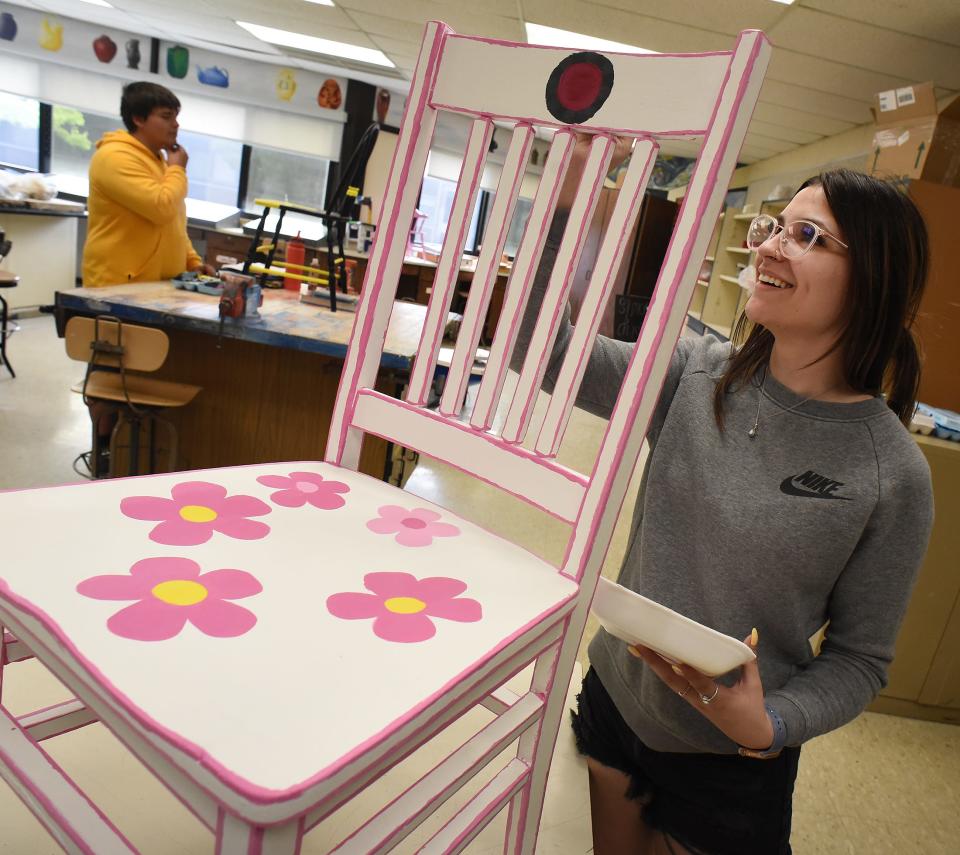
top-left (0, 462), bottom-right (577, 820)
top-left (71, 372), bottom-right (201, 407)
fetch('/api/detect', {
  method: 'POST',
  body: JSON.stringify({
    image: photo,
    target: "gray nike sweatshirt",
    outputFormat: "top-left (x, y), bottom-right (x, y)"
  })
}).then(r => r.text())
top-left (513, 215), bottom-right (934, 753)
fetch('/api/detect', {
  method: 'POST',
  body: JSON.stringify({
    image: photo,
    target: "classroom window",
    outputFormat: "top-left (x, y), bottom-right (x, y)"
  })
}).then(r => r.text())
top-left (417, 175), bottom-right (484, 252)
top-left (178, 130), bottom-right (243, 207)
top-left (0, 92), bottom-right (40, 171)
top-left (243, 147), bottom-right (331, 239)
top-left (50, 106), bottom-right (119, 196)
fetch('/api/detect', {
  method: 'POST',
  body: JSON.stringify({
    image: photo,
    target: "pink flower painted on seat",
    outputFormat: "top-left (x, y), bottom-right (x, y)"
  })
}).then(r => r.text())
top-left (326, 571), bottom-right (481, 642)
top-left (120, 481), bottom-right (271, 546)
top-left (366, 505), bottom-right (460, 547)
top-left (256, 471), bottom-right (350, 510)
top-left (77, 557), bottom-right (262, 641)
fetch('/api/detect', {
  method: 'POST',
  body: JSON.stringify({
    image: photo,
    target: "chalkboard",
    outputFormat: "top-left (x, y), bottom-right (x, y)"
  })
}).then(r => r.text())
top-left (613, 294), bottom-right (650, 341)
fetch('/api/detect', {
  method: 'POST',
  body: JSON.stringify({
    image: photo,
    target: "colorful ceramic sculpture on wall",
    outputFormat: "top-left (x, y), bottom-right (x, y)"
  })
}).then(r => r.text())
top-left (317, 78), bottom-right (342, 110)
top-left (197, 65), bottom-right (230, 88)
top-left (0, 11), bottom-right (17, 41)
top-left (40, 18), bottom-right (62, 52)
top-left (167, 44), bottom-right (189, 79)
top-left (126, 38), bottom-right (140, 69)
top-left (375, 88), bottom-right (391, 124)
top-left (93, 35), bottom-right (117, 63)
top-left (276, 69), bottom-right (297, 101)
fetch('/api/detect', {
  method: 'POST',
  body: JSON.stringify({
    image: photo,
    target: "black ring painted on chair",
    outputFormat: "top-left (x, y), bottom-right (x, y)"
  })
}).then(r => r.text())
top-left (545, 52), bottom-right (615, 124)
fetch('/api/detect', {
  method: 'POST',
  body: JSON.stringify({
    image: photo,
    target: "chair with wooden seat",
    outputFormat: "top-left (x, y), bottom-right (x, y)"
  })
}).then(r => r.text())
top-left (0, 269), bottom-right (18, 378)
top-left (1, 23), bottom-right (769, 854)
top-left (65, 316), bottom-right (201, 477)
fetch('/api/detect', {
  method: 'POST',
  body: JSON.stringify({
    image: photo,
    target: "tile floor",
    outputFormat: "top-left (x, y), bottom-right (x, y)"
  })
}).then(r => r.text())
top-left (1, 316), bottom-right (958, 853)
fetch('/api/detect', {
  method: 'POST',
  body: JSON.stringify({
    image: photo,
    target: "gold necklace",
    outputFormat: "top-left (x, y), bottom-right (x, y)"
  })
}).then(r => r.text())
top-left (748, 368), bottom-right (838, 439)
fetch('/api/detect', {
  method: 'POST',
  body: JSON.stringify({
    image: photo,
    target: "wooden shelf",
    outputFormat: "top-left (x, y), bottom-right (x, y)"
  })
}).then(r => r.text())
top-left (725, 246), bottom-right (750, 255)
top-left (687, 308), bottom-right (702, 321)
top-left (704, 255), bottom-right (715, 262)
top-left (718, 274), bottom-right (741, 285)
top-left (733, 213), bottom-right (756, 221)
top-left (696, 279), bottom-right (709, 287)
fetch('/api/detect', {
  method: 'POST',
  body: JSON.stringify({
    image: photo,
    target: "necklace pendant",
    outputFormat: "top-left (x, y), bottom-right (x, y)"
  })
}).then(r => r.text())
top-left (748, 426), bottom-right (758, 439)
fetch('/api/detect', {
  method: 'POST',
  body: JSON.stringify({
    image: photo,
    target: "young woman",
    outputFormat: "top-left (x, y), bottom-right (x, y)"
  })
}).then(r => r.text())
top-left (516, 160), bottom-right (933, 854)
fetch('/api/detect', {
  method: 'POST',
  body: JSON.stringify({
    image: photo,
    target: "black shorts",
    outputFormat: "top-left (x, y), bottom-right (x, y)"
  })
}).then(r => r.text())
top-left (571, 668), bottom-right (800, 855)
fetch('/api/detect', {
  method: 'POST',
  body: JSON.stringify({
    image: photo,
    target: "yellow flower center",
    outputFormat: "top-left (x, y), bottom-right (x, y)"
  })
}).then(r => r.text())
top-left (152, 580), bottom-right (209, 606)
top-left (384, 596), bottom-right (427, 615)
top-left (179, 504), bottom-right (218, 523)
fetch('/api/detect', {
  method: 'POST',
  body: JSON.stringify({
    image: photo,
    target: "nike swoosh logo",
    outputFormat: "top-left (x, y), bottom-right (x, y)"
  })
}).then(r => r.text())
top-left (779, 476), bottom-right (852, 501)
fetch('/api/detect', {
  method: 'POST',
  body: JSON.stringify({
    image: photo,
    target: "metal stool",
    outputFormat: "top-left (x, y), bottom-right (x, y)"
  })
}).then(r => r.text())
top-left (0, 270), bottom-right (18, 378)
top-left (65, 316), bottom-right (202, 478)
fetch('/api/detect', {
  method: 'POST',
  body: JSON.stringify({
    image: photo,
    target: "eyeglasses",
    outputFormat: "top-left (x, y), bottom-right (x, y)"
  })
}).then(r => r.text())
top-left (746, 214), bottom-right (848, 259)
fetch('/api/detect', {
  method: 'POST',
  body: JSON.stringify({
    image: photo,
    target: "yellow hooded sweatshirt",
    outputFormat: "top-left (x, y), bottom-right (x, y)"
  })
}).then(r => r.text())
top-left (82, 131), bottom-right (202, 287)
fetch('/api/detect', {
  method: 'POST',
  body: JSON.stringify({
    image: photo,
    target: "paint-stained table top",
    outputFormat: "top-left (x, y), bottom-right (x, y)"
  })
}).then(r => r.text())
top-left (56, 283), bottom-right (431, 370)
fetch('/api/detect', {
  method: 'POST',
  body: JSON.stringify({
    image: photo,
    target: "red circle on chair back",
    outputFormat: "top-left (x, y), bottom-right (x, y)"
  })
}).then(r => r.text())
top-left (545, 52), bottom-right (614, 124)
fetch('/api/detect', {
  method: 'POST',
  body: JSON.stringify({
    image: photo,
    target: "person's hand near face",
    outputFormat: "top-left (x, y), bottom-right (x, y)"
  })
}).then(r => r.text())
top-left (166, 143), bottom-right (188, 168)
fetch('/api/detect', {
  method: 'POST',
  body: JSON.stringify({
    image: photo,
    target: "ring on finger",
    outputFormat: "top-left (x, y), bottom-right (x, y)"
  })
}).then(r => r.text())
top-left (699, 685), bottom-right (720, 705)
top-left (677, 686), bottom-right (690, 698)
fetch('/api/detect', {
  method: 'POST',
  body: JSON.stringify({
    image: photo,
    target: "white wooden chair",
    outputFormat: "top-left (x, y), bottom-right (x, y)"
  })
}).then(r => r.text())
top-left (0, 22), bottom-right (770, 854)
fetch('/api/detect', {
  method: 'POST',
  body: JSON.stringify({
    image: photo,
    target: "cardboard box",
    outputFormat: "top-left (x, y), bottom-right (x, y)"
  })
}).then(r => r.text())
top-left (869, 82), bottom-right (960, 187)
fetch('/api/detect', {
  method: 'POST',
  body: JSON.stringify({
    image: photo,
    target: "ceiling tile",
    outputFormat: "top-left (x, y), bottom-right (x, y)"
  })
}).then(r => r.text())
top-left (745, 120), bottom-right (823, 146)
top-left (522, 0), bottom-right (732, 52)
top-left (803, 0), bottom-right (960, 48)
top-left (758, 79), bottom-right (873, 124)
top-left (751, 103), bottom-right (855, 137)
top-left (588, 0), bottom-right (788, 37)
top-left (765, 7), bottom-right (960, 89)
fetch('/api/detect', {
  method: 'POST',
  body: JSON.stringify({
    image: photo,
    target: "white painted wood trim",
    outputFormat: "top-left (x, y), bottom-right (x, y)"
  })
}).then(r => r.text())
top-left (407, 118), bottom-right (493, 405)
top-left (329, 693), bottom-right (542, 854)
top-left (431, 36), bottom-right (730, 136)
top-left (326, 21), bottom-right (449, 469)
top-left (470, 131), bottom-right (576, 432)
top-left (502, 135), bottom-right (615, 444)
top-left (353, 391), bottom-right (587, 522)
top-left (440, 124), bottom-right (535, 416)
top-left (0, 704), bottom-right (137, 854)
top-left (17, 699), bottom-right (98, 742)
top-left (416, 759), bottom-right (530, 854)
top-left (535, 140), bottom-right (659, 456)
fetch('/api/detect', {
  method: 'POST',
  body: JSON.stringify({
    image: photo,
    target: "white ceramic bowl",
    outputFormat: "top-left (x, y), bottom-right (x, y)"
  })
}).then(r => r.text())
top-left (591, 577), bottom-right (756, 677)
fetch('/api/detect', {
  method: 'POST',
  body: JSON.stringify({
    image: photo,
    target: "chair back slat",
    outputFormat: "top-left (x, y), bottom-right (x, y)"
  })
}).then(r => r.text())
top-left (353, 389), bottom-right (588, 522)
top-left (562, 30), bottom-right (771, 585)
top-left (431, 35), bottom-right (730, 136)
top-left (438, 124), bottom-right (534, 417)
top-left (325, 21), bottom-right (447, 467)
top-left (469, 131), bottom-right (576, 432)
top-left (500, 135), bottom-right (615, 445)
top-left (65, 316), bottom-right (168, 372)
top-left (327, 21), bottom-right (771, 546)
top-left (534, 140), bottom-right (659, 457)
top-left (406, 117), bottom-right (492, 405)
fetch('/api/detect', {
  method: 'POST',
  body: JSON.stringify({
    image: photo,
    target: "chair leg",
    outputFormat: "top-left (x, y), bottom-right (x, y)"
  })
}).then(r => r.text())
top-left (130, 415), bottom-right (142, 476)
top-left (216, 810), bottom-right (303, 855)
top-left (0, 293), bottom-right (14, 378)
top-left (504, 618), bottom-right (580, 855)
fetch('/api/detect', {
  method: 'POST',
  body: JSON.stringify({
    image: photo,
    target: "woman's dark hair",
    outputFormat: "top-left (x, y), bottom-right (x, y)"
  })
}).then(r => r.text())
top-left (713, 168), bottom-right (928, 427)
top-left (120, 82), bottom-right (180, 133)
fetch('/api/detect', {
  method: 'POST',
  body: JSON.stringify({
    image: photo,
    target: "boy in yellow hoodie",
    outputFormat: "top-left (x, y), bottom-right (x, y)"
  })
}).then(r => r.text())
top-left (82, 82), bottom-right (213, 287)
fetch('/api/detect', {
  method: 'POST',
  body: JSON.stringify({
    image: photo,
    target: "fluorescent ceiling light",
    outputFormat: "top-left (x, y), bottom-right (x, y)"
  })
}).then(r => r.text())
top-left (524, 23), bottom-right (656, 54)
top-left (236, 21), bottom-right (394, 68)
top-left (302, 1), bottom-right (336, 6)
top-left (769, 0), bottom-right (796, 5)
top-left (77, 0), bottom-right (114, 7)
